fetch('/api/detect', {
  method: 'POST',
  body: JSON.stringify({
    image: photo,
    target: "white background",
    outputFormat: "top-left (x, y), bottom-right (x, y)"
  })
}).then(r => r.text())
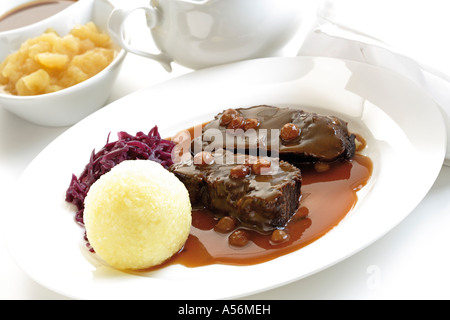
top-left (1, 0), bottom-right (450, 299)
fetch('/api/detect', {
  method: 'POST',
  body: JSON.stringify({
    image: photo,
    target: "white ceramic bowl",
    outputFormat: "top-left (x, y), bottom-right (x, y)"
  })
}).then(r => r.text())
top-left (0, 0), bottom-right (126, 127)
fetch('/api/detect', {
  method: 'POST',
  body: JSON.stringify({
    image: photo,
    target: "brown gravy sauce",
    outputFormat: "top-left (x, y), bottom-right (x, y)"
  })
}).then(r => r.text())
top-left (151, 125), bottom-right (373, 270)
top-left (0, 0), bottom-right (76, 32)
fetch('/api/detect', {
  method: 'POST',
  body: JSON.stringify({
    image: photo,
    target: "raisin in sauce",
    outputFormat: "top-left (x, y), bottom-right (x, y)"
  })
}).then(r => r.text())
top-left (151, 127), bottom-right (373, 270)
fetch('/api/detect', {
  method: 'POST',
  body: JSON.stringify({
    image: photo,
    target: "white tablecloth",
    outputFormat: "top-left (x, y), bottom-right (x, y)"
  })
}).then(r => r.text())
top-left (298, 0), bottom-right (450, 163)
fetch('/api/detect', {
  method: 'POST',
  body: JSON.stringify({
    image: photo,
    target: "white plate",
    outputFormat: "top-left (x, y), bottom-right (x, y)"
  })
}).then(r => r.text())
top-left (5, 57), bottom-right (446, 300)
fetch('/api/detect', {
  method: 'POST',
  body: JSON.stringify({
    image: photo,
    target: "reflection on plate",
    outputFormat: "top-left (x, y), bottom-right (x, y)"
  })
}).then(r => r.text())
top-left (5, 57), bottom-right (446, 299)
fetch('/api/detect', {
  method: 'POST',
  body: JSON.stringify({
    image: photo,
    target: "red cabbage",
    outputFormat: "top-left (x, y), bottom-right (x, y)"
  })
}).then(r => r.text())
top-left (65, 126), bottom-right (175, 226)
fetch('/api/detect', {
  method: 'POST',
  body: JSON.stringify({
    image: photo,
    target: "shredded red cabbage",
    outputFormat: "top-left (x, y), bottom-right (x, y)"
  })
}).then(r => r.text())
top-left (65, 126), bottom-right (175, 226)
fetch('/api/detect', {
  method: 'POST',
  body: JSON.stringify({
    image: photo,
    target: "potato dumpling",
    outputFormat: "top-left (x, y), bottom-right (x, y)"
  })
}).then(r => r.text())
top-left (0, 22), bottom-right (115, 96)
top-left (83, 160), bottom-right (192, 271)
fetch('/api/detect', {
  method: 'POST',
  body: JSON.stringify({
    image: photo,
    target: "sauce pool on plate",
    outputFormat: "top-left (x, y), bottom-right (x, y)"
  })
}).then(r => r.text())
top-left (148, 154), bottom-right (373, 269)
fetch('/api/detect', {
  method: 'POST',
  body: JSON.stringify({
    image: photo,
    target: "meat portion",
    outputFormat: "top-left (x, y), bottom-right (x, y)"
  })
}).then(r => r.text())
top-left (192, 105), bottom-right (356, 164)
top-left (169, 150), bottom-right (302, 233)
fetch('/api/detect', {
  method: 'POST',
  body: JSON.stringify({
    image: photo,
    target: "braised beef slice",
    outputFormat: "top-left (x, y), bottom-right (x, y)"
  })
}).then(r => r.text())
top-left (170, 151), bottom-right (301, 233)
top-left (192, 105), bottom-right (356, 164)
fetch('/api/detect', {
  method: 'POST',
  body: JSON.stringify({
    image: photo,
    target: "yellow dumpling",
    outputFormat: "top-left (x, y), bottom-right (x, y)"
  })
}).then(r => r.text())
top-left (83, 160), bottom-right (192, 270)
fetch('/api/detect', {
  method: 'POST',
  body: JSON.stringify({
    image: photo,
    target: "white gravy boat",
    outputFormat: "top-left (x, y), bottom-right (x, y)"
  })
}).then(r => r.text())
top-left (108, 0), bottom-right (302, 71)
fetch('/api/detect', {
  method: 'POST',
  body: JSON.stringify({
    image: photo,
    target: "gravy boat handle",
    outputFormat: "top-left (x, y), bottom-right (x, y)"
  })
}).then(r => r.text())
top-left (107, 6), bottom-right (173, 72)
